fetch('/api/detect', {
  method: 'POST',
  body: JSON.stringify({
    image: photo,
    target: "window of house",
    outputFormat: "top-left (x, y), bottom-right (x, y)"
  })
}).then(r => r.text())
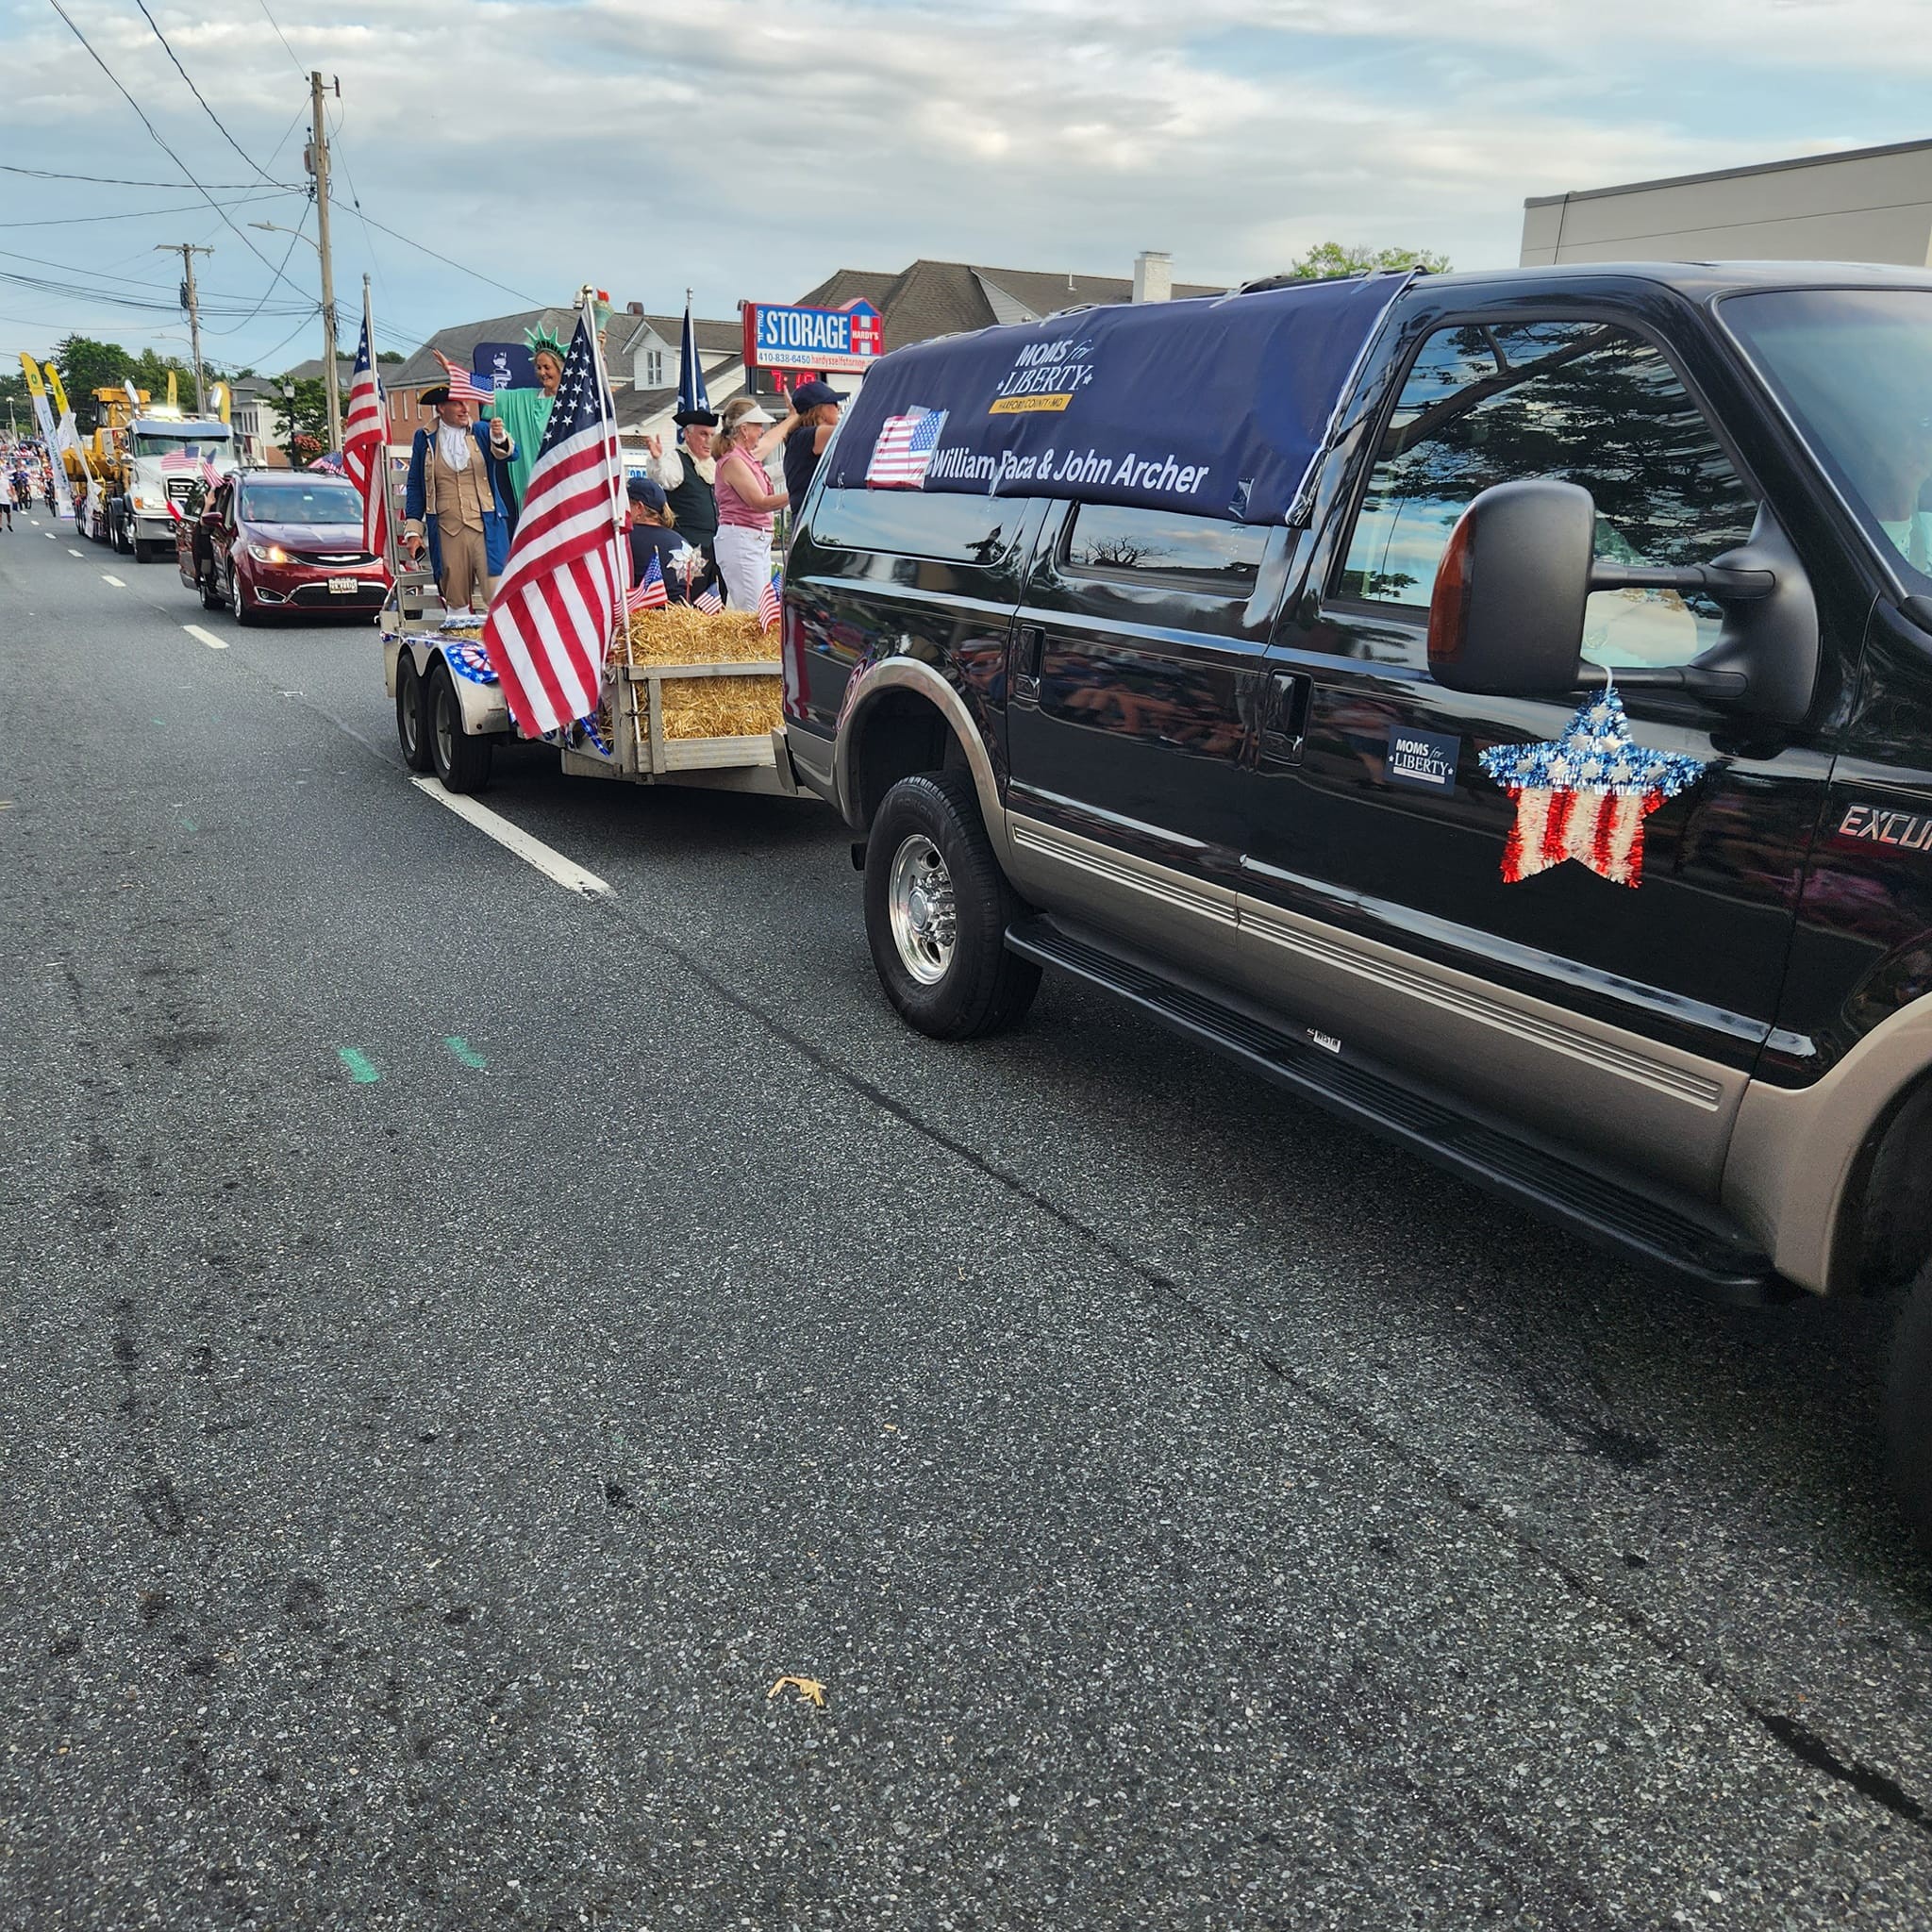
top-left (811, 487), bottom-right (1018, 564)
top-left (1064, 503), bottom-right (1267, 591)
top-left (645, 349), bottom-right (666, 388)
top-left (1335, 320), bottom-right (1760, 669)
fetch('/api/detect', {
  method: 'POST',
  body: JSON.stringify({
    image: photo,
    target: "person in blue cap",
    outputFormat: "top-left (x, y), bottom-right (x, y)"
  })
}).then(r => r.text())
top-left (780, 379), bottom-right (844, 513)
top-left (625, 474), bottom-right (689, 602)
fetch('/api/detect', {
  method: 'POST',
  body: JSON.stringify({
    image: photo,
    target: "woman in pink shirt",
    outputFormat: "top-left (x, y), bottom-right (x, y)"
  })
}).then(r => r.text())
top-left (712, 398), bottom-right (789, 612)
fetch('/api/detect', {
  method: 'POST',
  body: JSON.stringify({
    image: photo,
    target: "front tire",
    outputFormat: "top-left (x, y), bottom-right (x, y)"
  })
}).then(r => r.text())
top-left (863, 771), bottom-right (1039, 1040)
top-left (229, 565), bottom-right (259, 627)
top-left (1886, 1262), bottom-right (1932, 1553)
top-left (427, 660), bottom-right (493, 793)
top-left (396, 652), bottom-right (433, 773)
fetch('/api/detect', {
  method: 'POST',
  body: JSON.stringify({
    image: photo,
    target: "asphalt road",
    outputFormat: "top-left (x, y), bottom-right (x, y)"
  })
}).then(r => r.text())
top-left (5, 520), bottom-right (1932, 1930)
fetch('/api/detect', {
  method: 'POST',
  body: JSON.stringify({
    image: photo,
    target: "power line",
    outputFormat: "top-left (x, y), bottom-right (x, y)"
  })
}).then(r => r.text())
top-left (255, 0), bottom-right (305, 76)
top-left (0, 190), bottom-right (299, 229)
top-left (202, 208), bottom-right (309, 336)
top-left (130, 0), bottom-right (285, 189)
top-left (0, 163), bottom-right (302, 190)
top-left (326, 195), bottom-right (544, 308)
top-left (42, 0), bottom-right (316, 312)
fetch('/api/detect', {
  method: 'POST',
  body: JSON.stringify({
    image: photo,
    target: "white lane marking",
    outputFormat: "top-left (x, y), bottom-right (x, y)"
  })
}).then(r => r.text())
top-left (182, 624), bottom-right (228, 651)
top-left (409, 776), bottom-right (612, 898)
top-left (101, 573), bottom-right (125, 587)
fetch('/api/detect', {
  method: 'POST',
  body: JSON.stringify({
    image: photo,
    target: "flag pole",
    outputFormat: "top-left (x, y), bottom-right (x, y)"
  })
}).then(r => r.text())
top-left (366, 274), bottom-right (401, 585)
top-left (580, 288), bottom-right (629, 676)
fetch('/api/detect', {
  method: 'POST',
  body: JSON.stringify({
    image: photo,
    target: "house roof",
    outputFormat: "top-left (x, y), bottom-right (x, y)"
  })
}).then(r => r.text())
top-left (610, 311), bottom-right (741, 361)
top-left (281, 355), bottom-right (355, 384)
top-left (791, 259), bottom-right (1226, 352)
top-left (388, 308), bottom-right (574, 389)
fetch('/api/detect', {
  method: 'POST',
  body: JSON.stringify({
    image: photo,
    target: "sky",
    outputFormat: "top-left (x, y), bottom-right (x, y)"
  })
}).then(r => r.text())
top-left (0, 0), bottom-right (1925, 374)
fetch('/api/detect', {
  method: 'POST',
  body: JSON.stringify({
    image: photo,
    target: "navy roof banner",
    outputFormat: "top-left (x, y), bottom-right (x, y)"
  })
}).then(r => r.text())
top-left (826, 273), bottom-right (1410, 525)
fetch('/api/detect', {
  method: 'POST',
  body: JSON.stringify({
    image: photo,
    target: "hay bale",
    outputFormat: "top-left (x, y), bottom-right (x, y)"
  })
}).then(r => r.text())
top-left (658, 673), bottom-right (782, 740)
top-left (614, 606), bottom-right (774, 667)
top-left (612, 605), bottom-right (780, 740)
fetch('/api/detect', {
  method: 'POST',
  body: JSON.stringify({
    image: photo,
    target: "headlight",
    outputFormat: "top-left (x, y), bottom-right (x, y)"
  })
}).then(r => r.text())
top-left (131, 494), bottom-right (150, 509)
top-left (246, 542), bottom-right (291, 565)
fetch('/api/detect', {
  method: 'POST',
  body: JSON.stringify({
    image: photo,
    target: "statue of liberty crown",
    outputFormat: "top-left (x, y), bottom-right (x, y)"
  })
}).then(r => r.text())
top-left (525, 321), bottom-right (569, 361)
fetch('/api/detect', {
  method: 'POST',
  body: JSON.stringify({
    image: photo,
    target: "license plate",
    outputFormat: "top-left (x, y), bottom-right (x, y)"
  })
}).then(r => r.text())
top-left (328, 575), bottom-right (357, 595)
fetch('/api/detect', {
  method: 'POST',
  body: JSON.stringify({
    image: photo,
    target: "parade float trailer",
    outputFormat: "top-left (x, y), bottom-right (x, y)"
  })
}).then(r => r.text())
top-left (382, 589), bottom-right (801, 801)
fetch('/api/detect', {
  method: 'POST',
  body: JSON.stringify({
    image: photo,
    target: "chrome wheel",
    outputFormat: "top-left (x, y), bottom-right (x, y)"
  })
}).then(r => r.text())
top-left (887, 834), bottom-right (957, 986)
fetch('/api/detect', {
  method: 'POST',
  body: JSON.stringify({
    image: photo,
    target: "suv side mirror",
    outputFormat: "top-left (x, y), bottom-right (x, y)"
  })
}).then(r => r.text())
top-left (1428, 481), bottom-right (1820, 724)
top-left (1427, 479), bottom-right (1595, 695)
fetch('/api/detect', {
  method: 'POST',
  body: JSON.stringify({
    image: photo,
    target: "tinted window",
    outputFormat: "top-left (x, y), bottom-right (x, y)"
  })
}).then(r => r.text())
top-left (1065, 504), bottom-right (1266, 589)
top-left (241, 481), bottom-right (361, 525)
top-left (811, 487), bottom-right (1015, 565)
top-left (1337, 322), bottom-right (1760, 668)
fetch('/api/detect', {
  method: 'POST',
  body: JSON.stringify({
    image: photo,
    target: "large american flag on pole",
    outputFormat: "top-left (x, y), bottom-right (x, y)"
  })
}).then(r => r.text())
top-left (342, 309), bottom-right (390, 563)
top-left (482, 312), bottom-right (625, 737)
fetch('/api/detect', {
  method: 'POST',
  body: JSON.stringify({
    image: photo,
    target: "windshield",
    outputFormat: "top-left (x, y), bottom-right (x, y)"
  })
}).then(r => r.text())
top-left (1724, 288), bottom-right (1932, 583)
top-left (240, 481), bottom-right (362, 525)
top-left (132, 430), bottom-right (230, 457)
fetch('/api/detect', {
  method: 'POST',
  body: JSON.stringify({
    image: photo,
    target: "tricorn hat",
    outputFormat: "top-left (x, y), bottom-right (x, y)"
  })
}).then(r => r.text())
top-left (673, 407), bottom-right (719, 428)
top-left (420, 383), bottom-right (452, 406)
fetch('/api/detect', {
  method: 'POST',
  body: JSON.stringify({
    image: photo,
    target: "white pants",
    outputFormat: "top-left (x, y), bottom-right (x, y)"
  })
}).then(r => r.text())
top-left (714, 522), bottom-right (772, 612)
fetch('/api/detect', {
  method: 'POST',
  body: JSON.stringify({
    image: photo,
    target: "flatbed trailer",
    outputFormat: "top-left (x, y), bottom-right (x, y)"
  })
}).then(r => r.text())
top-left (380, 577), bottom-right (801, 801)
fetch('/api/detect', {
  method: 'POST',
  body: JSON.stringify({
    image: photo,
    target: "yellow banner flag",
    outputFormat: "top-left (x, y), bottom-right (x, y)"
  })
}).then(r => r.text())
top-left (43, 362), bottom-right (70, 417)
top-left (19, 352), bottom-right (46, 398)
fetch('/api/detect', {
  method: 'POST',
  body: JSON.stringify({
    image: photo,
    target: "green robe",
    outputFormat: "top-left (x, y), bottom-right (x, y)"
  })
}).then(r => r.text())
top-left (485, 387), bottom-right (555, 507)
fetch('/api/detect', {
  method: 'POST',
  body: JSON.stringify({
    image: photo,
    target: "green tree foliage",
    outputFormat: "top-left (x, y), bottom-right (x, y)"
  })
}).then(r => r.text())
top-left (53, 336), bottom-right (134, 429)
top-left (273, 376), bottom-right (331, 460)
top-left (1285, 242), bottom-right (1452, 281)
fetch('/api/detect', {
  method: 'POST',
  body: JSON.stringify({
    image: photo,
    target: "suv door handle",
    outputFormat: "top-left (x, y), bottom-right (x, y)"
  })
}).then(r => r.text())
top-left (1012, 624), bottom-right (1044, 703)
top-left (1259, 669), bottom-right (1309, 765)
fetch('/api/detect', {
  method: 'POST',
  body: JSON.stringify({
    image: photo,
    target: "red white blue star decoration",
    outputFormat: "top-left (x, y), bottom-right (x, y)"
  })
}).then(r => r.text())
top-left (1478, 689), bottom-right (1705, 889)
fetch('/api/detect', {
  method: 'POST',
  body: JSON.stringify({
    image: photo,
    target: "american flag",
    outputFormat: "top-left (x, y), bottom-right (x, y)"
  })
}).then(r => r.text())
top-left (342, 312), bottom-right (391, 563)
top-left (433, 350), bottom-right (495, 407)
top-left (866, 407), bottom-right (946, 489)
top-left (758, 570), bottom-right (781, 631)
top-left (158, 450), bottom-right (222, 486)
top-left (482, 314), bottom-right (625, 737)
top-left (693, 581), bottom-right (723, 614)
top-left (626, 552), bottom-right (668, 613)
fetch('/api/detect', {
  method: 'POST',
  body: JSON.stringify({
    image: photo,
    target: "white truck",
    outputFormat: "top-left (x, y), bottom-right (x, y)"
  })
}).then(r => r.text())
top-left (112, 412), bottom-right (239, 562)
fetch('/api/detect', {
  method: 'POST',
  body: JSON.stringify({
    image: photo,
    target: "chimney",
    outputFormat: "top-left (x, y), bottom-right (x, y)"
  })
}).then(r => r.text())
top-left (626, 301), bottom-right (644, 315)
top-left (1132, 250), bottom-right (1173, 304)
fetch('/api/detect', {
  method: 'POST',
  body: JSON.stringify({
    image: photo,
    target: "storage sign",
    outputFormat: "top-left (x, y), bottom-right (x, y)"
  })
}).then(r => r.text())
top-left (742, 301), bottom-right (883, 374)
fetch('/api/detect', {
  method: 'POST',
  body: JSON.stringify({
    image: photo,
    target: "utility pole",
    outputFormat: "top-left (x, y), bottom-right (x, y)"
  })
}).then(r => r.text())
top-left (157, 242), bottom-right (213, 413)
top-left (307, 70), bottom-right (342, 453)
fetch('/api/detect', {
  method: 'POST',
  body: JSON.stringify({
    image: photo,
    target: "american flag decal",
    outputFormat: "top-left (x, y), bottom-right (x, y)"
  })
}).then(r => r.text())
top-left (1479, 689), bottom-right (1706, 890)
top-left (481, 314), bottom-right (625, 738)
top-left (866, 407), bottom-right (946, 489)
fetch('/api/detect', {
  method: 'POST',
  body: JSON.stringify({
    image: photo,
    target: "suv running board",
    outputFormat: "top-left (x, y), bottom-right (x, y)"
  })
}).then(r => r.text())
top-left (1006, 915), bottom-right (1787, 1305)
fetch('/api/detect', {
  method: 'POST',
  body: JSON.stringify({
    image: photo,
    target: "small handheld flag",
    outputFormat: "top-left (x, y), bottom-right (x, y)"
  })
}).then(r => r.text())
top-left (433, 351), bottom-right (495, 407)
top-left (626, 552), bottom-right (668, 613)
top-left (693, 581), bottom-right (723, 614)
top-left (758, 570), bottom-right (781, 631)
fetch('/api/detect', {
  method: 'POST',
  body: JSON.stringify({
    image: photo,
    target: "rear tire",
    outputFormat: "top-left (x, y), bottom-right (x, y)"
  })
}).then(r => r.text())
top-left (863, 770), bottom-right (1039, 1040)
top-left (1886, 1262), bottom-right (1932, 1553)
top-left (199, 560), bottom-right (223, 610)
top-left (396, 652), bottom-right (433, 773)
top-left (427, 660), bottom-right (493, 793)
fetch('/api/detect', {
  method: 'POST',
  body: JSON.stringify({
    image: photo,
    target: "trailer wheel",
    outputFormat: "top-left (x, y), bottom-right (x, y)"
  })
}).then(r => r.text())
top-left (428, 660), bottom-right (493, 793)
top-left (396, 652), bottom-right (433, 773)
top-left (863, 771), bottom-right (1039, 1040)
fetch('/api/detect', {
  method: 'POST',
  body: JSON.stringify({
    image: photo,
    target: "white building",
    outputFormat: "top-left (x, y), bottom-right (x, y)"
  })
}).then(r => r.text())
top-left (1522, 137), bottom-right (1932, 267)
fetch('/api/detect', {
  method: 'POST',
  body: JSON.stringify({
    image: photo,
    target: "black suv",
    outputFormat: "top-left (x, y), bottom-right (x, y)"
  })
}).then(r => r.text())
top-left (780, 262), bottom-right (1932, 1542)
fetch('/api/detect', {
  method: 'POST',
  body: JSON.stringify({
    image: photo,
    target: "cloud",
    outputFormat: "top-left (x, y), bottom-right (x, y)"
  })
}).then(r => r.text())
top-left (0, 0), bottom-right (1910, 366)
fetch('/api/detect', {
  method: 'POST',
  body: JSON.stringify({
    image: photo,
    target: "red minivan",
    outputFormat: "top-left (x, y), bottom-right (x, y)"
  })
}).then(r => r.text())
top-left (178, 469), bottom-right (390, 625)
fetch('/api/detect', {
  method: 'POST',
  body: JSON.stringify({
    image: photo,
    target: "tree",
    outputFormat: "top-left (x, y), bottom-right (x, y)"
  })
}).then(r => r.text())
top-left (52, 336), bottom-right (136, 430)
top-left (1284, 242), bottom-right (1451, 281)
top-left (272, 376), bottom-right (330, 461)
top-left (376, 350), bottom-right (404, 363)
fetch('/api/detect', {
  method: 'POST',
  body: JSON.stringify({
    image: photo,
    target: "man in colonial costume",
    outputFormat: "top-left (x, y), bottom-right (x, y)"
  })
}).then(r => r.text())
top-left (402, 386), bottom-right (517, 611)
top-left (642, 406), bottom-right (723, 601)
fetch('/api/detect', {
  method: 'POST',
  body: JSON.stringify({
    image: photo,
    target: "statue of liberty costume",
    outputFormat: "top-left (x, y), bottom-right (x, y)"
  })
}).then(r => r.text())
top-left (486, 321), bottom-right (569, 508)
